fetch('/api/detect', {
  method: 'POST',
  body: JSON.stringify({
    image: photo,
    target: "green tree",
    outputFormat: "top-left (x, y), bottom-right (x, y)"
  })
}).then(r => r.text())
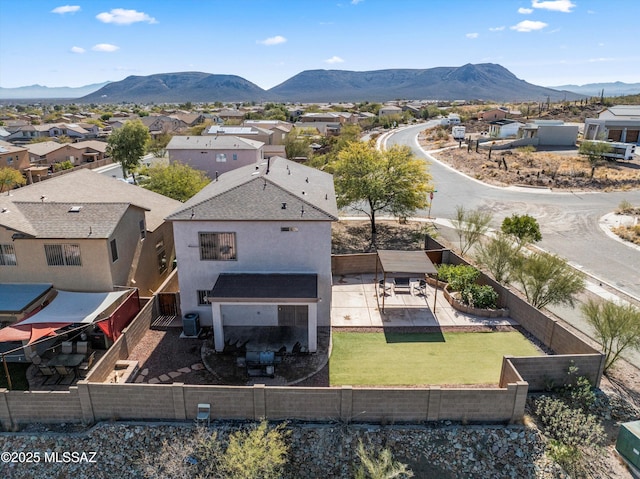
top-left (451, 205), bottom-right (493, 255)
top-left (332, 142), bottom-right (432, 248)
top-left (578, 140), bottom-right (613, 178)
top-left (355, 440), bottom-right (413, 479)
top-left (107, 119), bottom-right (150, 184)
top-left (284, 129), bottom-right (311, 160)
top-left (474, 232), bottom-right (520, 283)
top-left (511, 251), bottom-right (584, 309)
top-left (581, 298), bottom-right (640, 372)
top-left (142, 162), bottom-right (210, 202)
top-left (0, 167), bottom-right (26, 194)
top-left (147, 131), bottom-right (173, 156)
top-left (501, 214), bottom-right (542, 246)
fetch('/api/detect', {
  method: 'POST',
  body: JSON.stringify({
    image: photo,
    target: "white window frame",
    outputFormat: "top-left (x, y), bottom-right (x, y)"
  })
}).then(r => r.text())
top-left (44, 243), bottom-right (82, 266)
top-left (0, 244), bottom-right (17, 266)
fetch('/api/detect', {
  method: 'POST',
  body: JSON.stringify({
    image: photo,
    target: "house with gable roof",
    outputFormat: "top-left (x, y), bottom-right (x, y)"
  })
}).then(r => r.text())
top-left (166, 135), bottom-right (265, 179)
top-left (167, 157), bottom-right (338, 353)
top-left (0, 169), bottom-right (181, 294)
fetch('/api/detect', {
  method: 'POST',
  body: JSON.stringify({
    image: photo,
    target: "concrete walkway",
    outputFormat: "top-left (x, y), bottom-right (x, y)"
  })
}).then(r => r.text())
top-left (331, 274), bottom-right (516, 328)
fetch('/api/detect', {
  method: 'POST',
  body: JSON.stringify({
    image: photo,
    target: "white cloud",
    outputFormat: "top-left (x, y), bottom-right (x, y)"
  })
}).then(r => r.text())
top-left (351, 0), bottom-right (364, 4)
top-left (510, 20), bottom-right (548, 32)
top-left (70, 46), bottom-right (85, 54)
top-left (489, 26), bottom-right (505, 31)
top-left (96, 9), bottom-right (157, 25)
top-left (518, 7), bottom-right (533, 14)
top-left (531, 0), bottom-right (576, 13)
top-left (588, 57), bottom-right (615, 63)
top-left (466, 33), bottom-right (479, 39)
top-left (257, 35), bottom-right (287, 46)
top-left (325, 56), bottom-right (345, 64)
top-left (52, 5), bottom-right (80, 14)
top-left (92, 44), bottom-right (120, 52)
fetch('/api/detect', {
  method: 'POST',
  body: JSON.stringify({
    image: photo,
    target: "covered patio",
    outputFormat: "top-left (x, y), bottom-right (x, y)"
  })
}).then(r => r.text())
top-left (209, 273), bottom-right (320, 353)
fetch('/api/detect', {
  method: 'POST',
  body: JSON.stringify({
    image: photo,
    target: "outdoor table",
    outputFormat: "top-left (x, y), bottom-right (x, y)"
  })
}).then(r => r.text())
top-left (47, 353), bottom-right (86, 369)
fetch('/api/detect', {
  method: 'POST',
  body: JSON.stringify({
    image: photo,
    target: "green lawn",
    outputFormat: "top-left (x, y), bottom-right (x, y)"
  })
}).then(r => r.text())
top-left (329, 331), bottom-right (541, 386)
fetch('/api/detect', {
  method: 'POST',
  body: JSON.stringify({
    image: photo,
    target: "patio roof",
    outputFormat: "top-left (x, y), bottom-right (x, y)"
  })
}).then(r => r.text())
top-left (377, 250), bottom-right (437, 277)
top-left (209, 273), bottom-right (318, 302)
top-left (0, 283), bottom-right (53, 313)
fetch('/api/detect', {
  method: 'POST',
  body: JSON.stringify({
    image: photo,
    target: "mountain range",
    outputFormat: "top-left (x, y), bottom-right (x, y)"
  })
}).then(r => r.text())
top-left (0, 82), bottom-right (110, 100)
top-left (0, 64), bottom-right (590, 103)
top-left (548, 81), bottom-right (640, 97)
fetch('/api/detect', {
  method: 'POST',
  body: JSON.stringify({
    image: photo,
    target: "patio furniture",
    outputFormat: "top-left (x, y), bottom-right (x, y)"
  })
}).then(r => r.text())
top-left (38, 365), bottom-right (59, 384)
top-left (78, 351), bottom-right (96, 377)
top-left (76, 341), bottom-right (89, 355)
top-left (54, 365), bottom-right (75, 384)
top-left (393, 277), bottom-right (411, 293)
top-left (378, 280), bottom-right (392, 296)
top-left (196, 403), bottom-right (211, 426)
top-left (415, 279), bottom-right (428, 296)
top-left (245, 351), bottom-right (277, 377)
top-left (47, 353), bottom-right (85, 382)
top-left (61, 341), bottom-right (73, 354)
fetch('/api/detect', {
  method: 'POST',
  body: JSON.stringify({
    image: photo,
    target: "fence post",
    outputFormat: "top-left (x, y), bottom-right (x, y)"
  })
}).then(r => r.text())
top-left (427, 386), bottom-right (441, 421)
top-left (0, 388), bottom-right (14, 430)
top-left (172, 383), bottom-right (186, 420)
top-left (253, 384), bottom-right (266, 420)
top-left (76, 381), bottom-right (95, 425)
top-left (340, 386), bottom-right (353, 423)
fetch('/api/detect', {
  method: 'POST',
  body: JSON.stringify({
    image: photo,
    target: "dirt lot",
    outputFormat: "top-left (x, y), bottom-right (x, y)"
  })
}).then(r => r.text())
top-left (420, 134), bottom-right (640, 191)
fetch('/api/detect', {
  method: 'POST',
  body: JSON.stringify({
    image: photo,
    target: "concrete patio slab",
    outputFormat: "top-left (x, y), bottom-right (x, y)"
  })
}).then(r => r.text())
top-left (331, 274), bottom-right (517, 329)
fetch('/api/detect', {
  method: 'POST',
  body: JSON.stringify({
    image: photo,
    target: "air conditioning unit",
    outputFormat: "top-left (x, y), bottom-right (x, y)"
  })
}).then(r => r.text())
top-left (182, 312), bottom-right (200, 337)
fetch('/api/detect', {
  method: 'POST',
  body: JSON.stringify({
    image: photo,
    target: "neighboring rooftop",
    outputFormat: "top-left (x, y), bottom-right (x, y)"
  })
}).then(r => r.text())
top-left (166, 135), bottom-right (264, 150)
top-left (0, 169), bottom-right (181, 232)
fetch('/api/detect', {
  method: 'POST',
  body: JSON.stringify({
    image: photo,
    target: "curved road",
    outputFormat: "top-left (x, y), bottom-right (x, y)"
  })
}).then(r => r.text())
top-left (387, 123), bottom-right (640, 300)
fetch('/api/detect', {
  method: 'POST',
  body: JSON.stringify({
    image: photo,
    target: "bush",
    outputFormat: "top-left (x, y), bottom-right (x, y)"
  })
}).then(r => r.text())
top-left (534, 396), bottom-right (605, 449)
top-left (437, 264), bottom-right (480, 292)
top-left (461, 284), bottom-right (498, 309)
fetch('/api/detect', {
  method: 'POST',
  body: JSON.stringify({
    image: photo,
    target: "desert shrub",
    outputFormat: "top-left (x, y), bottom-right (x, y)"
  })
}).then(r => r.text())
top-left (616, 199), bottom-right (635, 214)
top-left (534, 396), bottom-right (605, 449)
top-left (461, 284), bottom-right (498, 309)
top-left (53, 160), bottom-right (74, 171)
top-left (437, 264), bottom-right (480, 292)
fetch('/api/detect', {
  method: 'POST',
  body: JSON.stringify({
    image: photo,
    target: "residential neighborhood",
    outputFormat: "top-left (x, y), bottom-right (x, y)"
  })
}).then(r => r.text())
top-left (0, 93), bottom-right (639, 477)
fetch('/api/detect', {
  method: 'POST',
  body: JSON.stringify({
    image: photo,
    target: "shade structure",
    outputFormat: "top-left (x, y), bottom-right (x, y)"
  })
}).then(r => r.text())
top-left (376, 250), bottom-right (438, 313)
top-left (0, 290), bottom-right (130, 344)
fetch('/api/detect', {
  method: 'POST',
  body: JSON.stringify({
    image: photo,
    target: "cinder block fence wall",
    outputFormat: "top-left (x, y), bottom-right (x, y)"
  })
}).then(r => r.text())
top-left (0, 242), bottom-right (604, 430)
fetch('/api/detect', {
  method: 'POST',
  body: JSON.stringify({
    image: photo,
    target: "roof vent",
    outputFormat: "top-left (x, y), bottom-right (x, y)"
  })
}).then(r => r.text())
top-left (68, 206), bottom-right (82, 213)
top-left (281, 202), bottom-right (287, 209)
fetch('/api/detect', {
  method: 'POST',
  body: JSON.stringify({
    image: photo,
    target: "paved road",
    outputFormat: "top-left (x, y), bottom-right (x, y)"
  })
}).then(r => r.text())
top-left (384, 123), bottom-right (640, 367)
top-left (386, 123), bottom-right (640, 299)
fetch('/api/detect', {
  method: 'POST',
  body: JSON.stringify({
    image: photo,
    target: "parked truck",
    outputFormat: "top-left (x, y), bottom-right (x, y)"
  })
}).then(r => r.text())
top-left (452, 126), bottom-right (466, 140)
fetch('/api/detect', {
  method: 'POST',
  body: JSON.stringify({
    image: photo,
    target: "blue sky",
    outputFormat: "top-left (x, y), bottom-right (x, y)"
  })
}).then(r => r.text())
top-left (1, 0), bottom-right (638, 89)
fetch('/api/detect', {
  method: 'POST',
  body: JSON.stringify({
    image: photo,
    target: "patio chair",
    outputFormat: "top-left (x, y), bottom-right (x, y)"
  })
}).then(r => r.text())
top-left (416, 279), bottom-right (428, 297)
top-left (196, 403), bottom-right (211, 426)
top-left (61, 341), bottom-right (73, 354)
top-left (78, 351), bottom-right (96, 377)
top-left (38, 365), bottom-right (60, 385)
top-left (378, 280), bottom-right (392, 296)
top-left (76, 341), bottom-right (89, 355)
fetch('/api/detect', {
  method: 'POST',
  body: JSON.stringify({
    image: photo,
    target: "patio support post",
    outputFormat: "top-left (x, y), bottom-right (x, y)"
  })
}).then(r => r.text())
top-left (212, 303), bottom-right (224, 352)
top-left (1, 354), bottom-right (12, 391)
top-left (308, 303), bottom-right (318, 353)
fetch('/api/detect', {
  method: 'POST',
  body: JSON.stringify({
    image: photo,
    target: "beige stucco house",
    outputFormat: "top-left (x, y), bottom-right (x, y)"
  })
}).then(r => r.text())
top-left (0, 169), bottom-right (181, 294)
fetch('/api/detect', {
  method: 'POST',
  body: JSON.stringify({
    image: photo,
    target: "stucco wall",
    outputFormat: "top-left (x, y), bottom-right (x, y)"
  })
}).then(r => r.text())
top-left (173, 220), bottom-right (333, 327)
top-left (169, 148), bottom-right (262, 178)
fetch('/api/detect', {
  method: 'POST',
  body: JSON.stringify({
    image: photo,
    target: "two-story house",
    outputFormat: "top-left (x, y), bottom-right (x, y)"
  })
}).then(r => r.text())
top-left (166, 135), bottom-right (264, 179)
top-left (0, 169), bottom-right (181, 295)
top-left (0, 141), bottom-right (29, 172)
top-left (167, 157), bottom-right (338, 353)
